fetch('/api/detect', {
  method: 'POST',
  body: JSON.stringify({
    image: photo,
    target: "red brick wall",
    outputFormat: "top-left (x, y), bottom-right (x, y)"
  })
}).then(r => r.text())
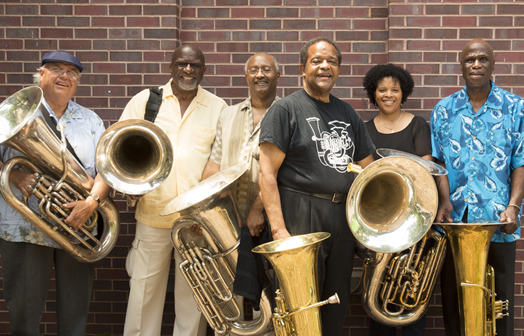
top-left (0, 0), bottom-right (523, 335)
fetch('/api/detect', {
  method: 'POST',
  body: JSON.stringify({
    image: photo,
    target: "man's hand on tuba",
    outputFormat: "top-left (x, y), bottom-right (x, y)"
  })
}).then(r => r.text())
top-left (63, 197), bottom-right (98, 231)
top-left (9, 169), bottom-right (36, 199)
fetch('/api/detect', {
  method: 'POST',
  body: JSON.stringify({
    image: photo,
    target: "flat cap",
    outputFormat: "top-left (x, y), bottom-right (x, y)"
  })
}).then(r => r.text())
top-left (41, 50), bottom-right (83, 72)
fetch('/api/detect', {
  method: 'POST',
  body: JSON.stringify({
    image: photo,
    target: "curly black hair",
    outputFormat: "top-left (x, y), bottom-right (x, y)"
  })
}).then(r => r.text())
top-left (299, 37), bottom-right (342, 68)
top-left (363, 64), bottom-right (414, 107)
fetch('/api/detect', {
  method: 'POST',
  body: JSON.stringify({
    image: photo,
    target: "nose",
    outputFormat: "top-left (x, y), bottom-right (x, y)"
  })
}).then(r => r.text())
top-left (320, 59), bottom-right (330, 69)
top-left (182, 63), bottom-right (194, 71)
top-left (254, 69), bottom-right (266, 77)
top-left (57, 69), bottom-right (68, 78)
top-left (472, 59), bottom-right (481, 68)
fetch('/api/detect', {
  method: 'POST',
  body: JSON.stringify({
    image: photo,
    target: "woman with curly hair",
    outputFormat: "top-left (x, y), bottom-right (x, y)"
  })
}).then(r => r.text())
top-left (362, 63), bottom-right (432, 336)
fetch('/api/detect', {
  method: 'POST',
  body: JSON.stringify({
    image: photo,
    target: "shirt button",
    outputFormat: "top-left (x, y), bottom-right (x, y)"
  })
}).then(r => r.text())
top-left (470, 178), bottom-right (473, 181)
top-left (473, 136), bottom-right (476, 139)
top-left (465, 198), bottom-right (468, 203)
top-left (471, 157), bottom-right (475, 161)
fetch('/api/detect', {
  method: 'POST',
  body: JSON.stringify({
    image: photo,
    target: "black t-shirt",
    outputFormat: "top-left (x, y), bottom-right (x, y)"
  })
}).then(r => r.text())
top-left (365, 115), bottom-right (432, 160)
top-left (259, 89), bottom-right (375, 194)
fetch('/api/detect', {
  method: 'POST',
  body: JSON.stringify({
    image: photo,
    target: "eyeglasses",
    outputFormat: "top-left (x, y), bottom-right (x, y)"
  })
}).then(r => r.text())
top-left (172, 62), bottom-right (205, 70)
top-left (247, 67), bottom-right (274, 75)
top-left (46, 66), bottom-right (79, 80)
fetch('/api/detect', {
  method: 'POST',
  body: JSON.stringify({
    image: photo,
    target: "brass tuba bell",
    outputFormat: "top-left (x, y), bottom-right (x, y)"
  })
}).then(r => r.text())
top-left (95, 119), bottom-right (173, 206)
top-left (253, 232), bottom-right (340, 336)
top-left (438, 222), bottom-right (509, 336)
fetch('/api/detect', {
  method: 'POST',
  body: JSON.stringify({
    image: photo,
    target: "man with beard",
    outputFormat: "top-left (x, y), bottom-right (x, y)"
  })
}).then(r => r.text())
top-left (67, 45), bottom-right (227, 336)
top-left (258, 37), bottom-right (375, 334)
top-left (432, 39), bottom-right (524, 336)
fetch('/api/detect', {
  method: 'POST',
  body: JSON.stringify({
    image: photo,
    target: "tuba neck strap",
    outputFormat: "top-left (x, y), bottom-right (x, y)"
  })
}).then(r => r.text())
top-left (40, 104), bottom-right (85, 169)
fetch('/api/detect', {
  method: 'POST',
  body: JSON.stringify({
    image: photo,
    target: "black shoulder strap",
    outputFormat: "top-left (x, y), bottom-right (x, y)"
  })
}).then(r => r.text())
top-left (40, 104), bottom-right (85, 168)
top-left (144, 87), bottom-right (163, 123)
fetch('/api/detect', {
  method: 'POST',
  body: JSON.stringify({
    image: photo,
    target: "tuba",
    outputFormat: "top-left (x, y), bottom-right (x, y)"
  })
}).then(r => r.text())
top-left (0, 86), bottom-right (119, 263)
top-left (161, 162), bottom-right (273, 335)
top-left (346, 149), bottom-right (448, 326)
top-left (252, 232), bottom-right (341, 336)
top-left (438, 222), bottom-right (509, 336)
top-left (95, 118), bottom-right (173, 207)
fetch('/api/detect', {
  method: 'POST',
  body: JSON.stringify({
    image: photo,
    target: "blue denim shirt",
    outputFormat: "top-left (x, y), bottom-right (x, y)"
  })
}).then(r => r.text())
top-left (431, 81), bottom-right (524, 243)
top-left (0, 98), bottom-right (105, 248)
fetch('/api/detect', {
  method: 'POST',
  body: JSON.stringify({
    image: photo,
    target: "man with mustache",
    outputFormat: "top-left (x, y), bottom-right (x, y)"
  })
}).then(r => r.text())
top-left (122, 44), bottom-right (227, 336)
top-left (0, 50), bottom-right (105, 335)
top-left (201, 52), bottom-right (280, 336)
top-left (432, 39), bottom-right (524, 336)
top-left (202, 53), bottom-right (280, 236)
top-left (258, 37), bottom-right (375, 334)
top-left (108, 45), bottom-right (226, 336)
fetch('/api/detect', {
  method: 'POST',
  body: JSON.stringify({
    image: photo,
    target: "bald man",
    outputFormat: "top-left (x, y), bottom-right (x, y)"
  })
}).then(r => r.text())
top-left (202, 53), bottom-right (280, 235)
top-left (120, 45), bottom-right (227, 336)
top-left (432, 39), bottom-right (524, 336)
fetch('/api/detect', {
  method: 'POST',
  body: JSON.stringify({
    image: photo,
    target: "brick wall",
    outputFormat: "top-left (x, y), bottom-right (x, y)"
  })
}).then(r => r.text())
top-left (0, 0), bottom-right (523, 335)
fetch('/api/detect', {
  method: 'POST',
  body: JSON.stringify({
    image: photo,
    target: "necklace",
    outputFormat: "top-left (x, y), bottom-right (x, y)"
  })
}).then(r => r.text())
top-left (377, 111), bottom-right (403, 133)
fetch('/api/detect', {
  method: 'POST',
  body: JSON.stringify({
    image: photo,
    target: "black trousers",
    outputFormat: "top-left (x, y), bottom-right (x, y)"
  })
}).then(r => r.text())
top-left (369, 315), bottom-right (426, 336)
top-left (279, 187), bottom-right (355, 336)
top-left (0, 240), bottom-right (94, 336)
top-left (440, 239), bottom-right (516, 336)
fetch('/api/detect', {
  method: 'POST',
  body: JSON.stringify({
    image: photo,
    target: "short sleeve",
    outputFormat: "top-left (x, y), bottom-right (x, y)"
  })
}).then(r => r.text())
top-left (259, 103), bottom-right (293, 155)
top-left (511, 99), bottom-right (524, 169)
top-left (352, 110), bottom-right (376, 162)
top-left (412, 117), bottom-right (432, 158)
top-left (209, 117), bottom-right (223, 164)
top-left (430, 105), bottom-right (444, 162)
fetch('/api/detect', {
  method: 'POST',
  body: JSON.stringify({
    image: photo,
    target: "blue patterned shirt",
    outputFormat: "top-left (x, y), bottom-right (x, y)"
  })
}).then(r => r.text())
top-left (0, 98), bottom-right (105, 248)
top-left (431, 81), bottom-right (524, 242)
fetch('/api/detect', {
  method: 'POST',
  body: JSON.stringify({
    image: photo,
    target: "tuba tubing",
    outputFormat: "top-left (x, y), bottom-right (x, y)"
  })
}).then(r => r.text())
top-left (347, 150), bottom-right (447, 326)
top-left (0, 86), bottom-right (120, 263)
top-left (162, 162), bottom-right (273, 336)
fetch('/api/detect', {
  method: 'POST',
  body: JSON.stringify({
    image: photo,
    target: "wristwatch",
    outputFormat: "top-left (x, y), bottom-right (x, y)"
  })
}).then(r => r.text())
top-left (89, 192), bottom-right (100, 204)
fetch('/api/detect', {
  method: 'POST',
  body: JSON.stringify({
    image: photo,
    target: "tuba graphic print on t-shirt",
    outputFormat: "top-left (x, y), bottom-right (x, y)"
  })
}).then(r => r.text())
top-left (307, 117), bottom-right (355, 173)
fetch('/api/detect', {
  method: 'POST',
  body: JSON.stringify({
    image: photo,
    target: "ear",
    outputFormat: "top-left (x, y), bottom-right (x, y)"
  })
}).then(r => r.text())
top-left (299, 64), bottom-right (305, 77)
top-left (169, 62), bottom-right (173, 72)
top-left (203, 66), bottom-right (207, 74)
top-left (276, 72), bottom-right (281, 83)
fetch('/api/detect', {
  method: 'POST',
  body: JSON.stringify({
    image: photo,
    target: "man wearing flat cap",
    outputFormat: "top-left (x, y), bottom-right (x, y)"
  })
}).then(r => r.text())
top-left (0, 50), bottom-right (106, 335)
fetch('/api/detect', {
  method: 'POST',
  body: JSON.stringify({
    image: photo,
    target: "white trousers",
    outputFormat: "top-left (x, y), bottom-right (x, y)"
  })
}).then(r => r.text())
top-left (124, 221), bottom-right (207, 336)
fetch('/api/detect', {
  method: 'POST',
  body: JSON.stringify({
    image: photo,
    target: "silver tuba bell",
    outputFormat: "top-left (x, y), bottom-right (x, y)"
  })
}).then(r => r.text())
top-left (346, 149), bottom-right (448, 326)
top-left (161, 162), bottom-right (273, 335)
top-left (95, 118), bottom-right (173, 207)
top-left (0, 86), bottom-right (120, 263)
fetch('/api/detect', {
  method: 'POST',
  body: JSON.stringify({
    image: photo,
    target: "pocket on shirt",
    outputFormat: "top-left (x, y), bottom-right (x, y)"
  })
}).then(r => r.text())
top-left (192, 126), bottom-right (216, 154)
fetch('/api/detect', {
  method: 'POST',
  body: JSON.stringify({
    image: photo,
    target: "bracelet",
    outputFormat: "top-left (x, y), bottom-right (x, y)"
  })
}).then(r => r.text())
top-left (507, 204), bottom-right (521, 212)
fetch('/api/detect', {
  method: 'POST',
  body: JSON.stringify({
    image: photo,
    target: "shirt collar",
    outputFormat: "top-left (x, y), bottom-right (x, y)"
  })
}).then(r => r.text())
top-left (166, 79), bottom-right (209, 108)
top-left (41, 98), bottom-right (82, 121)
top-left (455, 80), bottom-right (501, 115)
top-left (241, 96), bottom-right (280, 113)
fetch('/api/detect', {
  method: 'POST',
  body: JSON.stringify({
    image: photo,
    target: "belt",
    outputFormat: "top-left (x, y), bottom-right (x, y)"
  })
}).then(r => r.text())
top-left (280, 186), bottom-right (347, 203)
